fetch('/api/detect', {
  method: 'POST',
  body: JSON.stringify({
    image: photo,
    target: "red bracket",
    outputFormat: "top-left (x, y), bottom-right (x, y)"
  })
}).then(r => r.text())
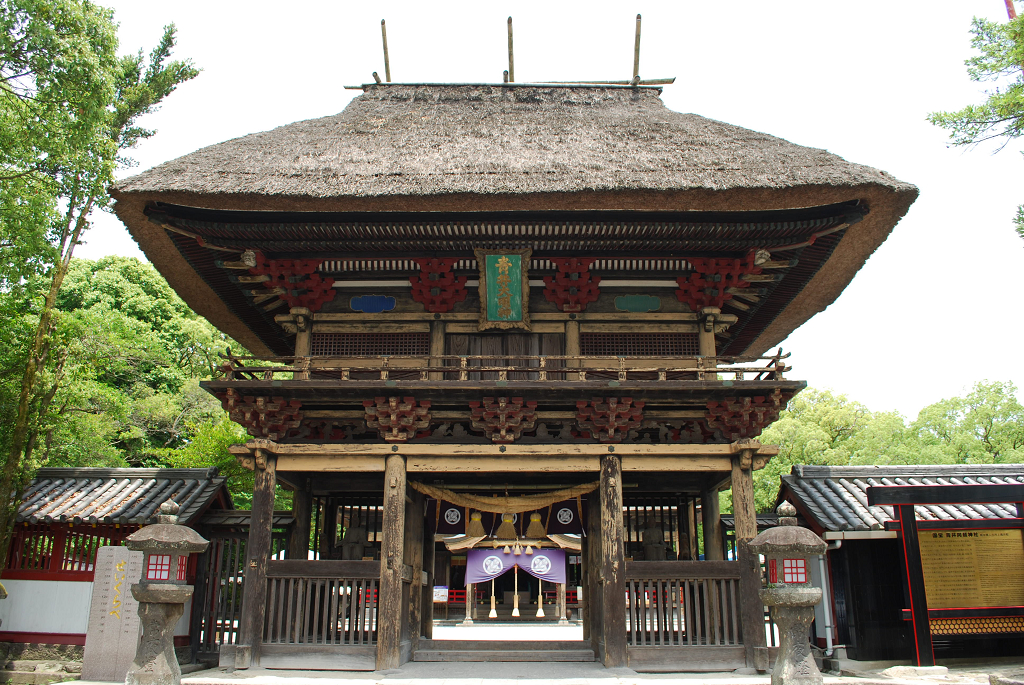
top-left (543, 258), bottom-right (601, 312)
top-left (576, 397), bottom-right (645, 443)
top-left (675, 250), bottom-right (761, 312)
top-left (364, 396), bottom-right (432, 442)
top-left (705, 389), bottom-right (791, 441)
top-left (248, 251), bottom-right (336, 312)
top-left (469, 397), bottom-right (538, 443)
top-left (218, 389), bottom-right (303, 441)
top-left (410, 258), bottom-right (468, 313)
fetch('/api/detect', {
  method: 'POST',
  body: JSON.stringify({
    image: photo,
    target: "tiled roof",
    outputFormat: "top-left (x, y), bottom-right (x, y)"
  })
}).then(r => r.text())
top-left (779, 464), bottom-right (1024, 532)
top-left (18, 468), bottom-right (229, 525)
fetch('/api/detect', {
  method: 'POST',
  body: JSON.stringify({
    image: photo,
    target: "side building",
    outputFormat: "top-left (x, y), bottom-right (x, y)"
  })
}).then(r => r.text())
top-left (111, 83), bottom-right (917, 671)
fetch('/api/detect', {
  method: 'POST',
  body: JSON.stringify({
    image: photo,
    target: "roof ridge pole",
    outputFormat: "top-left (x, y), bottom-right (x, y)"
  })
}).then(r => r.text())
top-left (381, 19), bottom-right (391, 82)
top-left (632, 14), bottom-right (641, 85)
top-left (507, 17), bottom-right (515, 82)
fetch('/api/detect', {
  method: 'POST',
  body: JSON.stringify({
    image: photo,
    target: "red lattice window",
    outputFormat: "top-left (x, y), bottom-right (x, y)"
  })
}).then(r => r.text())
top-left (768, 559), bottom-right (777, 584)
top-left (783, 558), bottom-right (806, 583)
top-left (146, 554), bottom-right (172, 580)
top-left (177, 555), bottom-right (187, 581)
top-left (310, 333), bottom-right (430, 357)
top-left (580, 333), bottom-right (700, 357)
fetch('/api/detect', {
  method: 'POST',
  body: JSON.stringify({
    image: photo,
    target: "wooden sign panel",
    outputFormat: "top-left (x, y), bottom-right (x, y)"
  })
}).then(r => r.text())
top-left (918, 529), bottom-right (1024, 608)
top-left (475, 249), bottom-right (531, 330)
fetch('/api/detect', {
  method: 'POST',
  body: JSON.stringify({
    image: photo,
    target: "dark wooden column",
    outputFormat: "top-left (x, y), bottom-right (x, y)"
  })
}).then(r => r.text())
top-left (732, 447), bottom-right (768, 670)
top-left (237, 449), bottom-right (276, 669)
top-left (897, 504), bottom-right (935, 666)
top-left (404, 487), bottom-right (425, 653)
top-left (585, 492), bottom-right (601, 646)
top-left (287, 487), bottom-right (311, 560)
top-left (580, 523), bottom-right (591, 640)
top-left (701, 484), bottom-right (724, 560)
top-left (377, 454), bottom-right (407, 671)
top-left (421, 508), bottom-right (435, 639)
top-left (599, 454), bottom-right (627, 668)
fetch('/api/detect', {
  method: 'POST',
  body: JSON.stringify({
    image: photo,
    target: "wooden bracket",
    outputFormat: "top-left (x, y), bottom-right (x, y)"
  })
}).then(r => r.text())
top-left (469, 396), bottom-right (538, 443)
top-left (706, 390), bottom-right (791, 441)
top-left (577, 397), bottom-right (644, 443)
top-left (410, 258), bottom-right (468, 313)
top-left (218, 389), bottom-right (303, 441)
top-left (675, 250), bottom-right (762, 312)
top-left (248, 251), bottom-right (335, 313)
top-left (364, 396), bottom-right (432, 442)
top-left (542, 258), bottom-right (601, 312)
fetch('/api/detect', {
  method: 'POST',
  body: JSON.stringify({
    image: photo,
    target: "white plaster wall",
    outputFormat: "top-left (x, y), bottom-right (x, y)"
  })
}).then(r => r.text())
top-left (0, 580), bottom-right (192, 637)
top-left (0, 579), bottom-right (93, 634)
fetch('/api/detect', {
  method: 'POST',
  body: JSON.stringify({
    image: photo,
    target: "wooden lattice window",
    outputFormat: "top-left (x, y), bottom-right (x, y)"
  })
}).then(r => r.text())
top-left (310, 333), bottom-right (430, 357)
top-left (580, 333), bottom-right (700, 356)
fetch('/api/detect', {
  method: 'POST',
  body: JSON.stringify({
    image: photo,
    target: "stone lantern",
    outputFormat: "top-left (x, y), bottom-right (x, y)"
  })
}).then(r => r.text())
top-left (749, 502), bottom-right (826, 685)
top-left (124, 500), bottom-right (209, 685)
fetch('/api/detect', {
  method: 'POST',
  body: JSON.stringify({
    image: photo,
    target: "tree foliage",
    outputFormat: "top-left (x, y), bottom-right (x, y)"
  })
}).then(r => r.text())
top-left (0, 1), bottom-right (199, 565)
top-left (928, 14), bottom-right (1024, 238)
top-left (748, 384), bottom-right (1024, 511)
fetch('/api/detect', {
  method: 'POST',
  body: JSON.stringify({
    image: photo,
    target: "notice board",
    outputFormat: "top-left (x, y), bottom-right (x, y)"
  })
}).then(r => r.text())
top-left (918, 529), bottom-right (1024, 608)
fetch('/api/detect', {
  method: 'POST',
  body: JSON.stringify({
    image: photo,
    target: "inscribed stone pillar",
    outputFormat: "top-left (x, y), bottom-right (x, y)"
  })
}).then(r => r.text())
top-left (81, 546), bottom-right (144, 682)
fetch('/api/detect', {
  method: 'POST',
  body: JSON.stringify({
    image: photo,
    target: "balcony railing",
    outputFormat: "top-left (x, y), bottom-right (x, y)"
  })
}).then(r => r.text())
top-left (216, 349), bottom-right (791, 384)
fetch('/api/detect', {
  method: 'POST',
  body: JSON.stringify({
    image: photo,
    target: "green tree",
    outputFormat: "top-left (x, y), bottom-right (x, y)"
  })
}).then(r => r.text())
top-left (928, 10), bottom-right (1024, 238)
top-left (0, 1), bottom-right (199, 568)
top-left (913, 381), bottom-right (1024, 463)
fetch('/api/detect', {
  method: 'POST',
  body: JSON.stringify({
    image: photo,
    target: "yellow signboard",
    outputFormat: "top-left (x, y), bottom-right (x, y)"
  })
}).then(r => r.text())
top-left (919, 529), bottom-right (1024, 609)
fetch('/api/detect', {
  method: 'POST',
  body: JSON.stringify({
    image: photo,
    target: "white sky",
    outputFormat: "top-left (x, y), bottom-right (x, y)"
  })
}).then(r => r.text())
top-left (82, 0), bottom-right (1024, 420)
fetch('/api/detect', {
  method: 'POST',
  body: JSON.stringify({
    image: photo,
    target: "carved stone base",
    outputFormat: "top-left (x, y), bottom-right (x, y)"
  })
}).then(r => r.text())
top-left (125, 602), bottom-right (184, 685)
top-left (770, 605), bottom-right (822, 685)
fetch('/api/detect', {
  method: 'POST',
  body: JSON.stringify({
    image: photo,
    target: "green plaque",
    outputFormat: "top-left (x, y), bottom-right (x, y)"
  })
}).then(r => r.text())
top-left (485, 254), bottom-right (522, 321)
top-left (475, 248), bottom-right (532, 330)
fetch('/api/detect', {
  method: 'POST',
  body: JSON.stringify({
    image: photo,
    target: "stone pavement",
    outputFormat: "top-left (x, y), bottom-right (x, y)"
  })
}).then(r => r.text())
top-left (62, 658), bottom-right (1024, 685)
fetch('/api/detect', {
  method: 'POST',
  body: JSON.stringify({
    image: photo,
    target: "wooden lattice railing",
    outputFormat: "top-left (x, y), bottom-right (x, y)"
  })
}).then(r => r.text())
top-left (263, 560), bottom-right (380, 646)
top-left (625, 561), bottom-right (743, 647)
top-left (217, 350), bottom-right (791, 383)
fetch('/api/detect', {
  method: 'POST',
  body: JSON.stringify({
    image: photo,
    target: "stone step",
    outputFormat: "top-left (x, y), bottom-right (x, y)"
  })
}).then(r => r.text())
top-left (413, 649), bottom-right (595, 662)
top-left (0, 672), bottom-right (76, 685)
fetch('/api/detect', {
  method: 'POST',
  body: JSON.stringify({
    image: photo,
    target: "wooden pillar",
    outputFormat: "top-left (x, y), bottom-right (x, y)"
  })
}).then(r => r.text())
top-left (580, 529), bottom-right (590, 639)
top-left (732, 446), bottom-right (767, 669)
top-left (701, 485), bottom-right (724, 561)
top-left (287, 488), bottom-right (311, 560)
top-left (463, 583), bottom-right (474, 624)
top-left (565, 319), bottom-right (581, 379)
top-left (557, 582), bottom-right (567, 624)
top-left (585, 493), bottom-right (601, 646)
top-left (237, 449), bottom-right (276, 669)
top-left (421, 515), bottom-right (435, 639)
top-left (377, 454), bottom-right (407, 671)
top-left (428, 320), bottom-right (445, 380)
top-left (599, 454), bottom-right (627, 668)
top-left (897, 504), bottom-right (935, 666)
top-left (404, 488), bottom-right (425, 652)
top-left (698, 307), bottom-right (718, 357)
top-left (293, 308), bottom-right (312, 379)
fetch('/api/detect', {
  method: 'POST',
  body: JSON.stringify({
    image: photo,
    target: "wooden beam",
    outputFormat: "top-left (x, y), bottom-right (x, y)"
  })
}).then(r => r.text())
top-left (579, 323), bottom-right (698, 333)
top-left (867, 483), bottom-right (1024, 506)
top-left (311, 311), bottom-right (721, 323)
top-left (314, 322), bottom-right (430, 334)
top-left (237, 441), bottom-right (777, 458)
top-left (376, 454), bottom-right (407, 670)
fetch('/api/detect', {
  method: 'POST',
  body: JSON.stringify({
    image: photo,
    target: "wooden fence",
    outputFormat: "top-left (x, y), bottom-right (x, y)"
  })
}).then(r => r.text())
top-left (262, 561), bottom-right (380, 646)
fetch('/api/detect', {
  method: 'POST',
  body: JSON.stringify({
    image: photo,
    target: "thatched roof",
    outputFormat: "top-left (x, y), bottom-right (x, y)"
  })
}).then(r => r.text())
top-left (111, 84), bottom-right (917, 356)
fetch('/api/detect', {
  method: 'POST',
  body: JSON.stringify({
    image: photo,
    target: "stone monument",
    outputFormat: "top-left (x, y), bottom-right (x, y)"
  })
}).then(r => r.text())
top-left (341, 516), bottom-right (369, 560)
top-left (641, 518), bottom-right (667, 561)
top-left (81, 545), bottom-right (144, 681)
top-left (748, 502), bottom-right (827, 685)
top-left (124, 500), bottom-right (209, 685)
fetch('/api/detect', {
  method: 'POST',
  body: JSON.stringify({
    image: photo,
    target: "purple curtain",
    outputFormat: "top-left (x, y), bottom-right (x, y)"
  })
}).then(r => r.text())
top-left (466, 548), bottom-right (566, 584)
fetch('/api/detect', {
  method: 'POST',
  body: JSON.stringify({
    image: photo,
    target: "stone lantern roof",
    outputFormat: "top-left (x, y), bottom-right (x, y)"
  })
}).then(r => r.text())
top-left (748, 502), bottom-right (826, 556)
top-left (125, 501), bottom-right (209, 554)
